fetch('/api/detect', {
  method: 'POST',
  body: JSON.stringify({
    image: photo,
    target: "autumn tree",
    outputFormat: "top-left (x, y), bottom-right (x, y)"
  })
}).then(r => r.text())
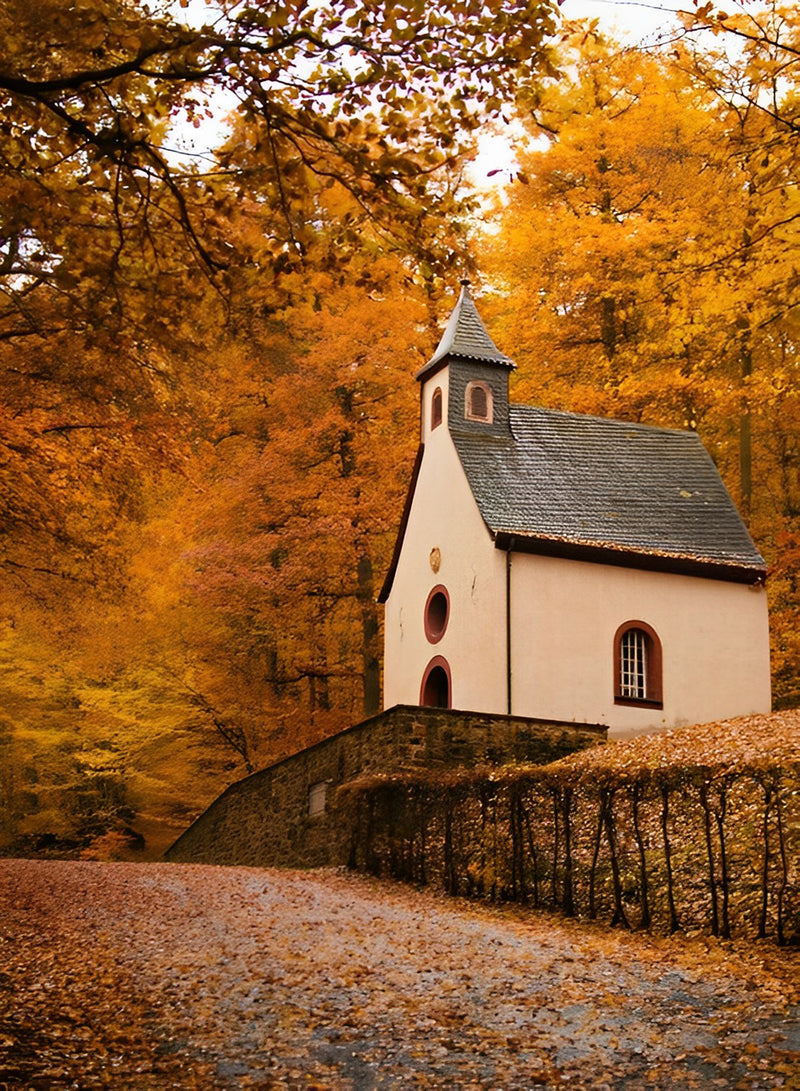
top-left (0, 262), bottom-right (438, 852)
top-left (0, 0), bottom-right (559, 590)
top-left (482, 17), bottom-right (799, 703)
top-left (0, 0), bottom-right (565, 847)
top-left (123, 263), bottom-right (429, 759)
top-left (673, 0), bottom-right (800, 519)
top-left (674, 1), bottom-right (800, 700)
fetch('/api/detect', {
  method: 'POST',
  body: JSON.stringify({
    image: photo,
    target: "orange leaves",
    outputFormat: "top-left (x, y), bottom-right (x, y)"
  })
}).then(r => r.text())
top-left (481, 16), bottom-right (800, 702)
top-left (527, 711), bottom-right (796, 790)
top-left (166, 279), bottom-right (427, 755)
top-left (0, 0), bottom-right (563, 852)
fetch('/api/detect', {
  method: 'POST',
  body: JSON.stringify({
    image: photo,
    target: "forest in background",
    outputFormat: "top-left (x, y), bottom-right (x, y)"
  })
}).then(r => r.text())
top-left (0, 0), bottom-right (797, 858)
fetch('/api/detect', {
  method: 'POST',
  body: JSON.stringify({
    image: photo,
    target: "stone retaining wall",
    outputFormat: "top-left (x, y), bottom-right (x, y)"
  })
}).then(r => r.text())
top-left (164, 705), bottom-right (606, 868)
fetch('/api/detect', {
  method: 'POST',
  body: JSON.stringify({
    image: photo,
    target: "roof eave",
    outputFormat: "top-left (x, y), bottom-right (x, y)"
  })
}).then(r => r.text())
top-left (378, 444), bottom-right (425, 603)
top-left (493, 531), bottom-right (767, 586)
top-left (415, 351), bottom-right (516, 384)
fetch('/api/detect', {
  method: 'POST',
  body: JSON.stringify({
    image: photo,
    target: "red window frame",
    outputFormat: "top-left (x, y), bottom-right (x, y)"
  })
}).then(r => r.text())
top-left (613, 620), bottom-right (663, 708)
top-left (431, 387), bottom-right (443, 430)
top-left (420, 655), bottom-right (452, 709)
top-left (424, 585), bottom-right (450, 643)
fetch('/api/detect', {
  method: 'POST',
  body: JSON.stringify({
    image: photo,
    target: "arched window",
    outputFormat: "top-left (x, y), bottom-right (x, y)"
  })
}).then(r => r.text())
top-left (424, 585), bottom-right (449, 643)
top-left (420, 656), bottom-right (451, 709)
top-left (465, 381), bottom-right (493, 422)
top-left (614, 621), bottom-right (663, 707)
top-left (431, 387), bottom-right (443, 430)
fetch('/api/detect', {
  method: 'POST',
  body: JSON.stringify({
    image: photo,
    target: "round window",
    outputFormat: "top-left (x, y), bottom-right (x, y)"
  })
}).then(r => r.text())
top-left (424, 585), bottom-right (449, 643)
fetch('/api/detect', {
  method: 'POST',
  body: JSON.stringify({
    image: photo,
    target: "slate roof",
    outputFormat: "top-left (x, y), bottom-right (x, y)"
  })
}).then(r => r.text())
top-left (379, 288), bottom-right (766, 603)
top-left (450, 405), bottom-right (766, 579)
top-left (416, 280), bottom-right (515, 380)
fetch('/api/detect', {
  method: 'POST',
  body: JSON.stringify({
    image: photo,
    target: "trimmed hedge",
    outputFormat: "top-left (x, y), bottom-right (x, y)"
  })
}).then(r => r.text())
top-left (339, 712), bottom-right (800, 944)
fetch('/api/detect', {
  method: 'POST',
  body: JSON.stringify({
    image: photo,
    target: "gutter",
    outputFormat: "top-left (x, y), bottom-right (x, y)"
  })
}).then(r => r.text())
top-left (506, 536), bottom-right (515, 715)
top-left (493, 532), bottom-right (766, 586)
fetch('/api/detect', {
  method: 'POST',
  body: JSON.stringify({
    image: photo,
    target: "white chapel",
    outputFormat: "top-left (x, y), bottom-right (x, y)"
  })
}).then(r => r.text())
top-left (378, 281), bottom-right (771, 739)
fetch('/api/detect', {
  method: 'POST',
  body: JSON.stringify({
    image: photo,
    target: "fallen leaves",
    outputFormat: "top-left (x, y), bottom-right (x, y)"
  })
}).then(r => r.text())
top-left (1, 860), bottom-right (798, 1088)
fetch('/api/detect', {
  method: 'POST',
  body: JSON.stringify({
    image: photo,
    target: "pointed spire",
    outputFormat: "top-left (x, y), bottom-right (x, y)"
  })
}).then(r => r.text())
top-left (416, 279), bottom-right (515, 381)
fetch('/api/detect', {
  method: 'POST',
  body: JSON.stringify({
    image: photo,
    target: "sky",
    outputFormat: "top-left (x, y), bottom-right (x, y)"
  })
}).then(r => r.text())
top-left (469, 0), bottom-right (685, 187)
top-left (561, 0), bottom-right (683, 41)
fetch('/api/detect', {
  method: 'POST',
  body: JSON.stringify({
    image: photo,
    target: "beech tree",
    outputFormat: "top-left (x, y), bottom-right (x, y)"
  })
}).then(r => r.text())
top-left (482, 17), bottom-right (799, 704)
top-left (124, 263), bottom-right (430, 767)
top-left (678, 0), bottom-right (799, 136)
top-left (0, 0), bottom-right (558, 590)
top-left (675, 0), bottom-right (799, 519)
top-left (0, 0), bottom-right (562, 847)
top-left (0, 272), bottom-right (433, 850)
top-left (0, 0), bottom-right (558, 330)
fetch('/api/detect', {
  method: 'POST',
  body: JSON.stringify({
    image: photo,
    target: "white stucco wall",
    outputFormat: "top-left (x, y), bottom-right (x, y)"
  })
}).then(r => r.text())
top-left (383, 366), bottom-right (508, 713)
top-left (508, 552), bottom-right (771, 738)
top-left (383, 367), bottom-right (772, 738)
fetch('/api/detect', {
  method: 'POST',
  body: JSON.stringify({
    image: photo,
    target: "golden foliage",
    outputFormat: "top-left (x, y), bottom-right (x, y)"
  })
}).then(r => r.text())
top-left (2, 3), bottom-right (798, 849)
top-left (481, 12), bottom-right (800, 704)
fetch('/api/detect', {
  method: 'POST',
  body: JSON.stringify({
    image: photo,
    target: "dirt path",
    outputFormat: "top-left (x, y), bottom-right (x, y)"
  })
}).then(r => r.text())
top-left (0, 861), bottom-right (797, 1089)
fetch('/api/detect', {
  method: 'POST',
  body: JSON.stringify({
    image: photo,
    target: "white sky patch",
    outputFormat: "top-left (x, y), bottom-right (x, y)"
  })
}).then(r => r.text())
top-left (163, 90), bottom-right (238, 170)
top-left (467, 122), bottom-right (528, 193)
top-left (560, 0), bottom-right (683, 43)
top-left (468, 0), bottom-right (686, 194)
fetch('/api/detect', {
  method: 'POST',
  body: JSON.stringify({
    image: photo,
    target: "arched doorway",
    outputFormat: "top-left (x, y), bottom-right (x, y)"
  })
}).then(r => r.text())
top-left (420, 656), bottom-right (451, 709)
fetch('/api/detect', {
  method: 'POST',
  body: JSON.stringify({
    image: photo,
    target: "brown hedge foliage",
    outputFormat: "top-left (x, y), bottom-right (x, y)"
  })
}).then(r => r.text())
top-left (339, 712), bottom-right (800, 944)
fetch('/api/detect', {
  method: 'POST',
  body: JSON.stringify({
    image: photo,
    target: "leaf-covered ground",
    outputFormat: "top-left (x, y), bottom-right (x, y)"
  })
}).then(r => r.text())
top-left (0, 861), bottom-right (797, 1089)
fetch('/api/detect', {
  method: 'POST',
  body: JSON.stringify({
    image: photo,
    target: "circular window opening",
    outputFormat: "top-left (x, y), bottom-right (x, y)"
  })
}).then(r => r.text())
top-left (424, 585), bottom-right (449, 643)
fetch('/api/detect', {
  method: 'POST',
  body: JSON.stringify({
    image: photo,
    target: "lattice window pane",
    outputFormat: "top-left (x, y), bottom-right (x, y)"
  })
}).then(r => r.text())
top-left (620, 629), bottom-right (647, 699)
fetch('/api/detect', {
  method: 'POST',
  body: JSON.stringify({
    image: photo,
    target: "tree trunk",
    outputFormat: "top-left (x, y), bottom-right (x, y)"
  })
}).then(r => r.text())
top-left (631, 783), bottom-right (651, 930)
top-left (712, 784), bottom-right (731, 939)
top-left (775, 785), bottom-right (789, 945)
top-left (699, 783), bottom-right (720, 936)
top-left (562, 788), bottom-right (575, 917)
top-left (737, 315), bottom-right (753, 523)
top-left (603, 791), bottom-right (630, 929)
top-left (601, 295), bottom-right (616, 359)
top-left (521, 797), bottom-right (540, 908)
top-left (588, 791), bottom-right (608, 919)
top-left (758, 780), bottom-right (772, 939)
top-left (551, 788), bottom-right (560, 907)
top-left (660, 785), bottom-right (680, 933)
top-left (357, 554), bottom-right (381, 716)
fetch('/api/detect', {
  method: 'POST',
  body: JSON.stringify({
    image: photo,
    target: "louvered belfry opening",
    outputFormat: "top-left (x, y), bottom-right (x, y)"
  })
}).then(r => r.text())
top-left (466, 381), bottom-right (492, 422)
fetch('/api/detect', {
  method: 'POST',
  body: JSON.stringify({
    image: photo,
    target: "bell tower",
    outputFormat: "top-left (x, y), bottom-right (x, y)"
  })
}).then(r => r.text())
top-left (415, 280), bottom-right (515, 441)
